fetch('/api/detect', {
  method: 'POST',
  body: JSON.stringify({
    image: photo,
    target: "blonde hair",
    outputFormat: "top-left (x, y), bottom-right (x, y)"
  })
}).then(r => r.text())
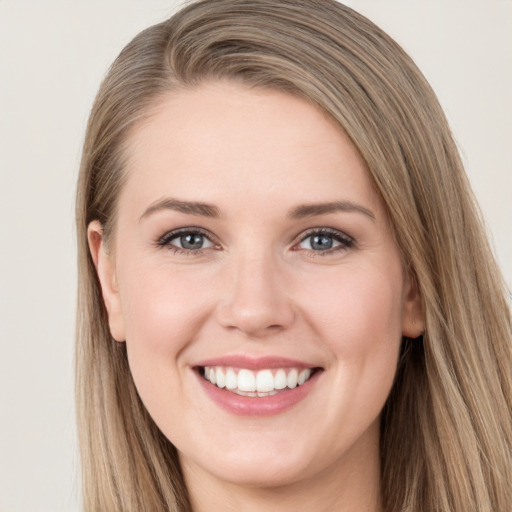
top-left (75, 1), bottom-right (512, 510)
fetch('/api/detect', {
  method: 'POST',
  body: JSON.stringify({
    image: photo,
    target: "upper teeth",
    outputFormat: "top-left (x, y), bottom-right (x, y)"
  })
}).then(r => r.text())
top-left (203, 366), bottom-right (313, 396)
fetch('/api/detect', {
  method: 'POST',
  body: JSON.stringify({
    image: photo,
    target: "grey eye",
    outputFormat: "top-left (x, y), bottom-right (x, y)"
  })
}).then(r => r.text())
top-left (310, 234), bottom-right (335, 250)
top-left (179, 233), bottom-right (207, 250)
top-left (167, 231), bottom-right (214, 250)
top-left (296, 229), bottom-right (354, 253)
top-left (299, 234), bottom-right (341, 251)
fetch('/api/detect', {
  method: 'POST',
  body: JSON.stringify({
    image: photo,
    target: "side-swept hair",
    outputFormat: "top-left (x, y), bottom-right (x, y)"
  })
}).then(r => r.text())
top-left (76, 1), bottom-right (512, 510)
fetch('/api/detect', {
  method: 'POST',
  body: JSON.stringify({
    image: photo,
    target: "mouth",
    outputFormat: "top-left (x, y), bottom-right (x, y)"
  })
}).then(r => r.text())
top-left (197, 365), bottom-right (320, 397)
top-left (193, 357), bottom-right (323, 416)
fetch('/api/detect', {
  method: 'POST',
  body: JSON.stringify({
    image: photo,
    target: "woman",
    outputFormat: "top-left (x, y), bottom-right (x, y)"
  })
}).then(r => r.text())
top-left (75, 1), bottom-right (512, 510)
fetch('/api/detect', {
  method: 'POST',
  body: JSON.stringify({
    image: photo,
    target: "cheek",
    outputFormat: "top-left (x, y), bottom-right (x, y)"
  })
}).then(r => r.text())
top-left (115, 260), bottom-right (218, 434)
top-left (118, 258), bottom-right (211, 351)
top-left (299, 263), bottom-right (403, 415)
top-left (114, 257), bottom-right (215, 408)
top-left (300, 262), bottom-right (404, 345)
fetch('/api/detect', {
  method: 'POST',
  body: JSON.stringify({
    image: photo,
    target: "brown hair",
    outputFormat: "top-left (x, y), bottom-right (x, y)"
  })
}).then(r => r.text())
top-left (76, 1), bottom-right (512, 510)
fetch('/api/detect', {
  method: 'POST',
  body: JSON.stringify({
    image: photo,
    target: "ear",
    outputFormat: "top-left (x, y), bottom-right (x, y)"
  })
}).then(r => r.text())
top-left (401, 272), bottom-right (424, 338)
top-left (87, 220), bottom-right (126, 342)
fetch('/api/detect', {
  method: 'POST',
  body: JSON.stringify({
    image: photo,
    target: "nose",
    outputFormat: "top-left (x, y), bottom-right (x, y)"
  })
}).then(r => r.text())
top-left (215, 250), bottom-right (295, 338)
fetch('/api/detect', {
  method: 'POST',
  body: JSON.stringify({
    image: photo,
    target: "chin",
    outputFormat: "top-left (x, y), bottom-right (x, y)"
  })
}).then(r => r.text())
top-left (208, 459), bottom-right (310, 489)
top-left (182, 439), bottom-right (317, 489)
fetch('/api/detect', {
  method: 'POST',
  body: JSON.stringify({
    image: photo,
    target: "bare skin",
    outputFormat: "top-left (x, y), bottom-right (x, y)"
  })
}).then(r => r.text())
top-left (89, 81), bottom-right (423, 511)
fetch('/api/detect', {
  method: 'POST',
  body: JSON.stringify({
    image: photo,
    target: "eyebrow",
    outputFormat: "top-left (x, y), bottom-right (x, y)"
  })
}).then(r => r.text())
top-left (288, 201), bottom-right (376, 222)
top-left (139, 197), bottom-right (375, 222)
top-left (140, 198), bottom-right (222, 221)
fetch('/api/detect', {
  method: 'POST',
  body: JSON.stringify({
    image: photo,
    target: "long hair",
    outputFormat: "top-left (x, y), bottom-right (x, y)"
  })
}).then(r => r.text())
top-left (75, 1), bottom-right (512, 510)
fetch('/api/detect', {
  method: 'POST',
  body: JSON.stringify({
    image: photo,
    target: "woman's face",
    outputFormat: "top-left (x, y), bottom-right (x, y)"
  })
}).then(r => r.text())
top-left (90, 82), bottom-right (423, 490)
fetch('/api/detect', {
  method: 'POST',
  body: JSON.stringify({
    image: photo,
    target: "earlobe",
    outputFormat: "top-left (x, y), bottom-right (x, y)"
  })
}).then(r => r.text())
top-left (401, 273), bottom-right (424, 339)
top-left (87, 221), bottom-right (126, 342)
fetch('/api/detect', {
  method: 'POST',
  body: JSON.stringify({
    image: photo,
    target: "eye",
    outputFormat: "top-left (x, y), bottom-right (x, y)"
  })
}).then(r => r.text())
top-left (296, 228), bottom-right (354, 253)
top-left (157, 228), bottom-right (216, 252)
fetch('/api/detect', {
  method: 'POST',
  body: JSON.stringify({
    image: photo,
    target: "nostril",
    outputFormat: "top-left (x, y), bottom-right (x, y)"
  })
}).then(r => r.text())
top-left (214, 277), bottom-right (295, 336)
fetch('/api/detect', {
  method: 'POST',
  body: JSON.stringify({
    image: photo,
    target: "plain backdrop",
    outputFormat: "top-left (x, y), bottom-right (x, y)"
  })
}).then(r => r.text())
top-left (0, 1), bottom-right (510, 511)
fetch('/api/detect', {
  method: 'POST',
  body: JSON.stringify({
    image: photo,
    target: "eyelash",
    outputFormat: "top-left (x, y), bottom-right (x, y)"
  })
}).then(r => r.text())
top-left (156, 227), bottom-right (355, 256)
top-left (295, 227), bottom-right (355, 256)
top-left (156, 227), bottom-right (216, 255)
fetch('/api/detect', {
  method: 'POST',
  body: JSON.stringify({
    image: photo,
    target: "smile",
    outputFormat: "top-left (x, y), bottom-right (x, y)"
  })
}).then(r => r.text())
top-left (201, 366), bottom-right (314, 396)
top-left (194, 357), bottom-right (323, 416)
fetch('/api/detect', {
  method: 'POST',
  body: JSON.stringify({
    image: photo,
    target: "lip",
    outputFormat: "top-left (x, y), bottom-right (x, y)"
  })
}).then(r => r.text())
top-left (193, 359), bottom-right (323, 417)
top-left (194, 355), bottom-right (317, 371)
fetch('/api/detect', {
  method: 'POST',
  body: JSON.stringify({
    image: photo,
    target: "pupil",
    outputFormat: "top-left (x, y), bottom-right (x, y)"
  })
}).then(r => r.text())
top-left (181, 234), bottom-right (203, 249)
top-left (311, 235), bottom-right (333, 250)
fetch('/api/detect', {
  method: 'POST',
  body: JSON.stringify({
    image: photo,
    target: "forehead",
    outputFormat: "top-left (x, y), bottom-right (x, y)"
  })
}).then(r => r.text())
top-left (119, 81), bottom-right (382, 219)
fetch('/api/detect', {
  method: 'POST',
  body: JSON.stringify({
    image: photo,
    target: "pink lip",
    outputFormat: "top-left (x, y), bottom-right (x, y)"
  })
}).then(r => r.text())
top-left (195, 355), bottom-right (317, 370)
top-left (193, 365), bottom-right (322, 417)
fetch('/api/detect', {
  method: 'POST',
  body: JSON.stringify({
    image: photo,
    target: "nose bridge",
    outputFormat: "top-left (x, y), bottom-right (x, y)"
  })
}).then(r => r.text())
top-left (216, 242), bottom-right (294, 336)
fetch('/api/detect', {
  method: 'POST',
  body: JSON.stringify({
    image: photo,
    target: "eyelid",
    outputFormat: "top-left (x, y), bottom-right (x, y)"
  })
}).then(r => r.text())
top-left (293, 227), bottom-right (355, 252)
top-left (155, 226), bottom-right (354, 254)
top-left (156, 227), bottom-right (219, 249)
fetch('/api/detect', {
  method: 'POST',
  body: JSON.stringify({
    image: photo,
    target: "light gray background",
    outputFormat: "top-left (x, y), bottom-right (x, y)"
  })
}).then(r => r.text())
top-left (0, 1), bottom-right (510, 511)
